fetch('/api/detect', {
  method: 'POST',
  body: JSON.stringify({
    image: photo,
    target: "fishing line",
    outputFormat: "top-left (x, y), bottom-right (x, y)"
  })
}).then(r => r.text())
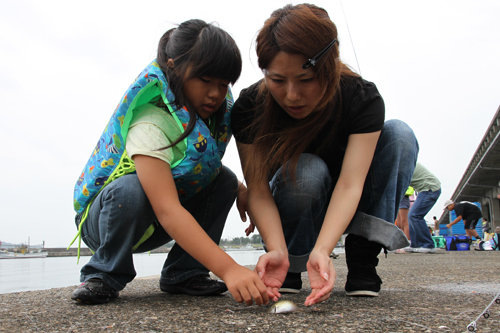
top-left (339, 0), bottom-right (362, 75)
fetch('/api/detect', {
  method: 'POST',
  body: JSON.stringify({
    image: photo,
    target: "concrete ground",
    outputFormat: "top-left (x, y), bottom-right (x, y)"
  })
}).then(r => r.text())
top-left (1, 249), bottom-right (499, 332)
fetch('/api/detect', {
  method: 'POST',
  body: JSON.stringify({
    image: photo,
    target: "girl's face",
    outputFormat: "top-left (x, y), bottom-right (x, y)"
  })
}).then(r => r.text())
top-left (183, 76), bottom-right (229, 120)
top-left (264, 51), bottom-right (326, 119)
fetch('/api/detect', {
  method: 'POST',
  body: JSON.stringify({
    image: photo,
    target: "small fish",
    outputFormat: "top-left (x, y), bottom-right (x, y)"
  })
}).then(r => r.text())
top-left (118, 115), bottom-right (125, 126)
top-left (193, 162), bottom-right (203, 174)
top-left (106, 144), bottom-right (119, 154)
top-left (77, 172), bottom-right (85, 186)
top-left (82, 184), bottom-right (89, 197)
top-left (94, 176), bottom-right (109, 187)
top-left (112, 133), bottom-right (122, 150)
top-left (101, 158), bottom-right (115, 168)
top-left (270, 300), bottom-right (299, 314)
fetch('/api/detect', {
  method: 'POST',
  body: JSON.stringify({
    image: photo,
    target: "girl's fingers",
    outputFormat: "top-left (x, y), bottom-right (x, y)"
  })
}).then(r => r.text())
top-left (238, 287), bottom-right (253, 306)
top-left (232, 289), bottom-right (244, 303)
top-left (250, 285), bottom-right (268, 306)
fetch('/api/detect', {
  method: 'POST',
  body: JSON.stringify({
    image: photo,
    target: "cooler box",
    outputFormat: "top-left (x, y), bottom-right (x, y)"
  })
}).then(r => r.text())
top-left (432, 236), bottom-right (446, 248)
top-left (445, 236), bottom-right (470, 251)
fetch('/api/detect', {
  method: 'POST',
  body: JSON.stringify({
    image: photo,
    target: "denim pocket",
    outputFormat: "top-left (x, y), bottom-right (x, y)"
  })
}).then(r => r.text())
top-left (82, 234), bottom-right (99, 252)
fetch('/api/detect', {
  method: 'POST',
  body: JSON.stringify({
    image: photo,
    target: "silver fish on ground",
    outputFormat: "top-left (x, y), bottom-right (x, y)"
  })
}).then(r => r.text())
top-left (270, 300), bottom-right (299, 314)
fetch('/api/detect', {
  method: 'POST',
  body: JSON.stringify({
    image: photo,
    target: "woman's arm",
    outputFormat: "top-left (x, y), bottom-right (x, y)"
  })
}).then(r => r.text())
top-left (305, 130), bottom-right (380, 305)
top-left (236, 143), bottom-right (287, 254)
top-left (315, 131), bottom-right (381, 254)
top-left (236, 142), bottom-right (289, 296)
top-left (133, 154), bottom-right (269, 305)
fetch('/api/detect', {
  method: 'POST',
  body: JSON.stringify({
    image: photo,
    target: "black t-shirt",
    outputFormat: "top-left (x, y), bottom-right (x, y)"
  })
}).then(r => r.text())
top-left (231, 77), bottom-right (385, 183)
top-left (454, 201), bottom-right (483, 221)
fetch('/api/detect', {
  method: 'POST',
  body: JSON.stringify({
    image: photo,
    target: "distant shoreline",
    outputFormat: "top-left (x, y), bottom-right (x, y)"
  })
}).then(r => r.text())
top-left (41, 246), bottom-right (171, 257)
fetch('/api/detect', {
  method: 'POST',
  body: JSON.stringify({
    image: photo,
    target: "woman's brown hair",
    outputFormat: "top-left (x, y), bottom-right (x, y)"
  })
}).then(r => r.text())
top-left (247, 4), bottom-right (359, 184)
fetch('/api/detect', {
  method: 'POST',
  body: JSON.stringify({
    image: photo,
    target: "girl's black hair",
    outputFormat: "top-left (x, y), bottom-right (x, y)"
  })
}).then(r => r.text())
top-left (156, 19), bottom-right (242, 149)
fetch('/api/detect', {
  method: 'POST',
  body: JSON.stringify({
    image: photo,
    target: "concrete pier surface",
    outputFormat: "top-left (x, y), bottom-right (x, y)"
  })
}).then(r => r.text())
top-left (1, 249), bottom-right (499, 332)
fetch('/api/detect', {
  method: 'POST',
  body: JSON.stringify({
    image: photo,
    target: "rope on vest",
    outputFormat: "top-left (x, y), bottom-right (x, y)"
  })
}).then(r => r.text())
top-left (67, 152), bottom-right (136, 263)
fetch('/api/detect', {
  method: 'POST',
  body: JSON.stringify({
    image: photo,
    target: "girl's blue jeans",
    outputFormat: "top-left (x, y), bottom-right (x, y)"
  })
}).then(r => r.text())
top-left (75, 165), bottom-right (238, 291)
top-left (269, 120), bottom-right (419, 272)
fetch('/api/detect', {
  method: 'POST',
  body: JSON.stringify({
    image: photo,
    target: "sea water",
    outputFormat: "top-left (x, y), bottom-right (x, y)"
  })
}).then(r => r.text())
top-left (0, 250), bottom-right (265, 294)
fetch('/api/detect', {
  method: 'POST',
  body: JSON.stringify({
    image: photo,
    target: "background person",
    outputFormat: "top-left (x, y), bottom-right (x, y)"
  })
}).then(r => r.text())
top-left (482, 217), bottom-right (490, 235)
top-left (433, 216), bottom-right (440, 236)
top-left (445, 200), bottom-right (483, 242)
top-left (405, 162), bottom-right (441, 253)
top-left (395, 186), bottom-right (414, 240)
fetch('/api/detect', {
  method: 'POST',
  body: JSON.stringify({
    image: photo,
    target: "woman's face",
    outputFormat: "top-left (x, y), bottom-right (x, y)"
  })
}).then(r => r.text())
top-left (264, 51), bottom-right (326, 119)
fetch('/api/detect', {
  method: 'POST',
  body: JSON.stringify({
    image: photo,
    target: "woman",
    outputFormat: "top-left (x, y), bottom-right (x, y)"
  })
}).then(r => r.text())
top-left (232, 4), bottom-right (418, 306)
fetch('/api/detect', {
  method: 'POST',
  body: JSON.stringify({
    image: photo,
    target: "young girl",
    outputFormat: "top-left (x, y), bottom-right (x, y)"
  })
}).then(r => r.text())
top-left (231, 4), bottom-right (419, 306)
top-left (71, 19), bottom-right (270, 306)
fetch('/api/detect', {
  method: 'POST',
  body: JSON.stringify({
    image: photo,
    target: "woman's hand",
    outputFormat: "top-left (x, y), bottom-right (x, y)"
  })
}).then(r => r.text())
top-left (221, 264), bottom-right (270, 306)
top-left (254, 250), bottom-right (289, 301)
top-left (304, 249), bottom-right (336, 306)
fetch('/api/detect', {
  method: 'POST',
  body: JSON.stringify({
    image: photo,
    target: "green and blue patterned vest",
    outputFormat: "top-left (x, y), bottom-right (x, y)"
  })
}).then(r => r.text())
top-left (70, 60), bottom-right (232, 256)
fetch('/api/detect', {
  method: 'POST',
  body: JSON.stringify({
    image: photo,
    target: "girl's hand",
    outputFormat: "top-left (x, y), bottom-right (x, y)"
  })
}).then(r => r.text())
top-left (304, 249), bottom-right (336, 306)
top-left (236, 181), bottom-right (256, 235)
top-left (244, 220), bottom-right (256, 236)
top-left (446, 224), bottom-right (451, 228)
top-left (255, 250), bottom-right (289, 301)
top-left (236, 181), bottom-right (248, 222)
top-left (222, 264), bottom-right (269, 306)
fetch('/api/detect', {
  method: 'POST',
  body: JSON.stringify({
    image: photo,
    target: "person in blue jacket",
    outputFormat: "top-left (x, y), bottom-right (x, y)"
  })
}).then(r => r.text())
top-left (70, 19), bottom-right (272, 306)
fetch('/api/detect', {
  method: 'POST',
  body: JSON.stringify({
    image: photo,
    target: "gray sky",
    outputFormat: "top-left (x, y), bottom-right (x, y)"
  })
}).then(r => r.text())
top-left (1, 0), bottom-right (499, 247)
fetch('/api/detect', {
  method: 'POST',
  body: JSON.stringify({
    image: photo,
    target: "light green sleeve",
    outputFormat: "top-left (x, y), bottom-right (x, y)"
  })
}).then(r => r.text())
top-left (126, 103), bottom-right (185, 165)
top-left (410, 162), bottom-right (441, 193)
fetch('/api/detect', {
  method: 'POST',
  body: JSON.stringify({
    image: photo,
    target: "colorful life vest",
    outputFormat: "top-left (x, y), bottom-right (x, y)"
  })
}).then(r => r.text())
top-left (70, 60), bottom-right (233, 256)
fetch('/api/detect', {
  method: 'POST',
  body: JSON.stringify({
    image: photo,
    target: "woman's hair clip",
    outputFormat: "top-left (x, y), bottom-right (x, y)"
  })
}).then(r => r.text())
top-left (302, 39), bottom-right (338, 69)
